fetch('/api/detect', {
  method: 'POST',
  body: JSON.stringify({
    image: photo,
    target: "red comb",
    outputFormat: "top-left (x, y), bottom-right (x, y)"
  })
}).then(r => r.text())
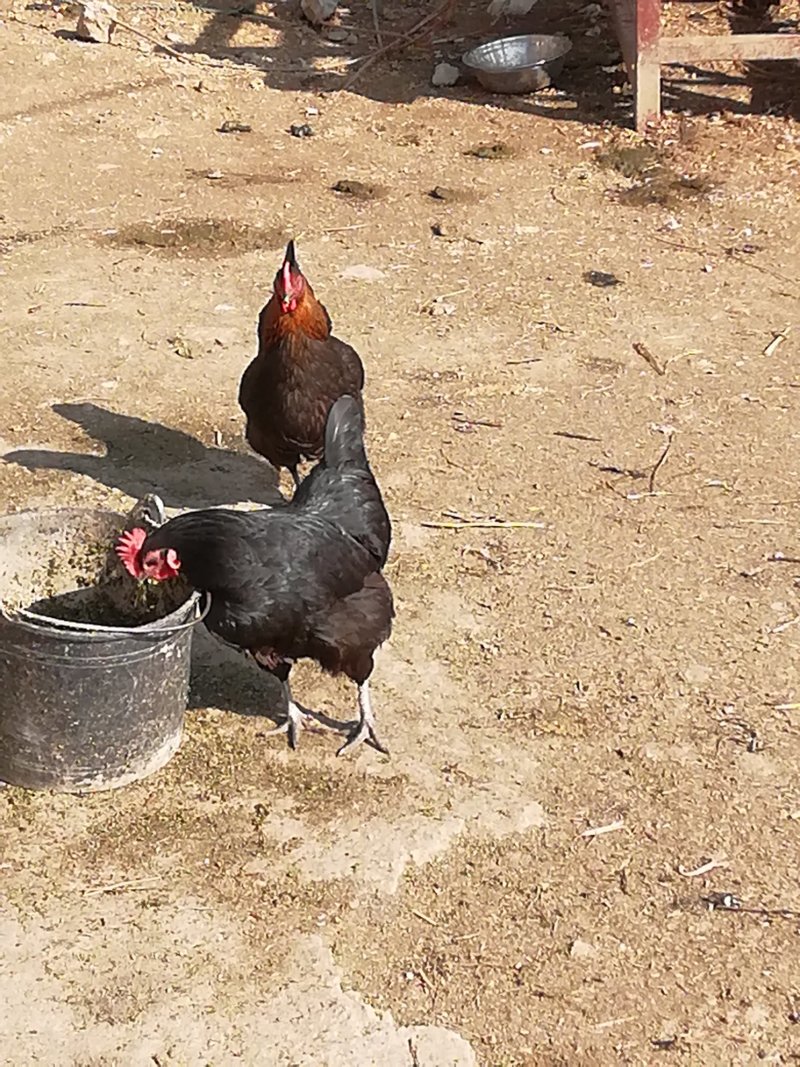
top-left (116, 527), bottom-right (147, 578)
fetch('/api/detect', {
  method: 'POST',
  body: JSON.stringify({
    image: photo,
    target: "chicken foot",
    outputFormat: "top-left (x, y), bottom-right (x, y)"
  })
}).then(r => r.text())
top-left (264, 680), bottom-right (388, 756)
top-left (336, 680), bottom-right (390, 757)
top-left (264, 681), bottom-right (345, 750)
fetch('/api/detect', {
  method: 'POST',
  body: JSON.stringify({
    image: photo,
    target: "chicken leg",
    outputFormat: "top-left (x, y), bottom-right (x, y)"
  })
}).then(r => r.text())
top-left (336, 680), bottom-right (389, 757)
top-left (263, 680), bottom-right (316, 749)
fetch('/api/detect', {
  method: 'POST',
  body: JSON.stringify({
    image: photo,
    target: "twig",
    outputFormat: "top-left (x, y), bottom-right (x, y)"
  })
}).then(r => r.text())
top-left (580, 819), bottom-right (624, 839)
top-left (727, 248), bottom-right (797, 292)
top-left (534, 319), bottom-right (570, 334)
top-left (770, 614), bottom-right (800, 635)
top-left (411, 909), bottom-right (438, 926)
top-left (371, 0), bottom-right (383, 47)
top-left (408, 1038), bottom-right (421, 1067)
top-left (633, 341), bottom-right (665, 376)
top-left (343, 0), bottom-right (453, 89)
top-left (764, 325), bottom-right (791, 358)
top-left (550, 186), bottom-right (568, 206)
top-left (323, 223), bottom-right (369, 233)
top-left (653, 236), bottom-right (796, 296)
top-left (506, 357), bottom-right (542, 365)
top-left (76, 4), bottom-right (240, 71)
top-left (591, 460), bottom-right (647, 479)
top-left (421, 520), bottom-right (545, 530)
top-left (704, 893), bottom-right (800, 920)
top-left (648, 432), bottom-right (674, 494)
top-left (111, 15), bottom-right (198, 63)
top-left (678, 858), bottom-right (728, 877)
top-left (452, 412), bottom-right (502, 429)
top-left (594, 1016), bottom-right (634, 1030)
top-left (83, 876), bottom-right (159, 895)
top-left (739, 518), bottom-right (787, 525)
top-left (439, 447), bottom-right (468, 472)
top-left (652, 235), bottom-right (707, 254)
top-left (554, 430), bottom-right (601, 442)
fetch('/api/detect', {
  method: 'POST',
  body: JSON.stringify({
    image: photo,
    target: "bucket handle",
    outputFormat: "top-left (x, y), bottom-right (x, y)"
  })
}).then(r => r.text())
top-left (1, 591), bottom-right (211, 637)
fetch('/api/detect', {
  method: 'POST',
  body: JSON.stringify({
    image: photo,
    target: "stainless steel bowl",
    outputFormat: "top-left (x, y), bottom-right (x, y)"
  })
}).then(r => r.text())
top-left (462, 34), bottom-right (572, 93)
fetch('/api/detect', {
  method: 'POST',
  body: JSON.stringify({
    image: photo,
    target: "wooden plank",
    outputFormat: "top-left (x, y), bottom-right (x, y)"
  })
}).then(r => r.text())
top-left (659, 32), bottom-right (800, 63)
top-left (605, 0), bottom-right (800, 131)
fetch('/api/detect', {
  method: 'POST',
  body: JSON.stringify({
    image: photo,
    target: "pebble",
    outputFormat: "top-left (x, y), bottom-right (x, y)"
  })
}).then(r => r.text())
top-left (301, 0), bottom-right (337, 24)
top-left (218, 120), bottom-right (252, 134)
top-left (431, 62), bottom-right (459, 87)
top-left (570, 939), bottom-right (597, 960)
top-left (339, 264), bottom-right (387, 282)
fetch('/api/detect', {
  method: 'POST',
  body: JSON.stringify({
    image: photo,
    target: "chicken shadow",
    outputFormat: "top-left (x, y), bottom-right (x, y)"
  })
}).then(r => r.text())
top-left (3, 402), bottom-right (285, 512)
top-left (188, 629), bottom-right (354, 736)
top-left (188, 628), bottom-right (277, 719)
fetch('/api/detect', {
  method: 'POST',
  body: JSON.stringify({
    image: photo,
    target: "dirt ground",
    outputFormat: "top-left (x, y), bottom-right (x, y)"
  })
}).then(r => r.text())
top-left (1, 0), bottom-right (800, 1063)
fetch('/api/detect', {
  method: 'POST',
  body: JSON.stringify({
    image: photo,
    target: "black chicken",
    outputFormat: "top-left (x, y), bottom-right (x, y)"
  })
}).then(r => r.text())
top-left (116, 397), bottom-right (393, 755)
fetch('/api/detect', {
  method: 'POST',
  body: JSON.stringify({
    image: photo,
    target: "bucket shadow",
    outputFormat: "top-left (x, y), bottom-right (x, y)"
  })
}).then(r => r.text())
top-left (4, 402), bottom-right (285, 511)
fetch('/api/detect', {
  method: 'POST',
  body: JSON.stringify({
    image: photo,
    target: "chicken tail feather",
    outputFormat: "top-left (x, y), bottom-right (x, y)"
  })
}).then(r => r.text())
top-left (294, 394), bottom-right (391, 568)
top-left (323, 395), bottom-right (367, 471)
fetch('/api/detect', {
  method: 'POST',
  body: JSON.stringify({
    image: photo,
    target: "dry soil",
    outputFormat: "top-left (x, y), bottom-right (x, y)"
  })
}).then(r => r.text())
top-left (1, 0), bottom-right (800, 1063)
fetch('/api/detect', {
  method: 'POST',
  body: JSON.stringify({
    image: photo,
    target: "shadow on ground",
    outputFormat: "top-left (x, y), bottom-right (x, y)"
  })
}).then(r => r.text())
top-left (188, 628), bottom-right (275, 718)
top-left (188, 628), bottom-right (355, 748)
top-left (3, 402), bottom-right (285, 511)
top-left (4, 403), bottom-right (348, 735)
top-left (171, 0), bottom-right (797, 128)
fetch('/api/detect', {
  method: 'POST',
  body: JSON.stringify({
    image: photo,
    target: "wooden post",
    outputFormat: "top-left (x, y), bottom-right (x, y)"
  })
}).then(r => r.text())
top-left (633, 0), bottom-right (661, 130)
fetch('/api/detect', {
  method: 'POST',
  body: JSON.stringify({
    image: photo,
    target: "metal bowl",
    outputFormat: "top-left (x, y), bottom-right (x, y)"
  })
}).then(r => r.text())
top-left (462, 34), bottom-right (572, 93)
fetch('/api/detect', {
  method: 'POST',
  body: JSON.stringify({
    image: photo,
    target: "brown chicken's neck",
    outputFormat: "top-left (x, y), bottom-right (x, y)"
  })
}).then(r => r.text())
top-left (261, 291), bottom-right (330, 342)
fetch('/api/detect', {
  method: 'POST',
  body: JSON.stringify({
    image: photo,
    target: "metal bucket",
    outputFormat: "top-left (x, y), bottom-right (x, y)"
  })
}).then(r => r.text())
top-left (0, 508), bottom-right (203, 792)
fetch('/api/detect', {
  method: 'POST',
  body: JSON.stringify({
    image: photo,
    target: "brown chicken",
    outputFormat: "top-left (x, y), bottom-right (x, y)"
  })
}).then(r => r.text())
top-left (239, 240), bottom-right (365, 489)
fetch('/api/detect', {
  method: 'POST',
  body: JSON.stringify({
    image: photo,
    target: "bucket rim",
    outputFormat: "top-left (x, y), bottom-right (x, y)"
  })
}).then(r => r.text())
top-left (1, 590), bottom-right (209, 639)
top-left (0, 505), bottom-right (209, 639)
top-left (0, 503), bottom-right (213, 635)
